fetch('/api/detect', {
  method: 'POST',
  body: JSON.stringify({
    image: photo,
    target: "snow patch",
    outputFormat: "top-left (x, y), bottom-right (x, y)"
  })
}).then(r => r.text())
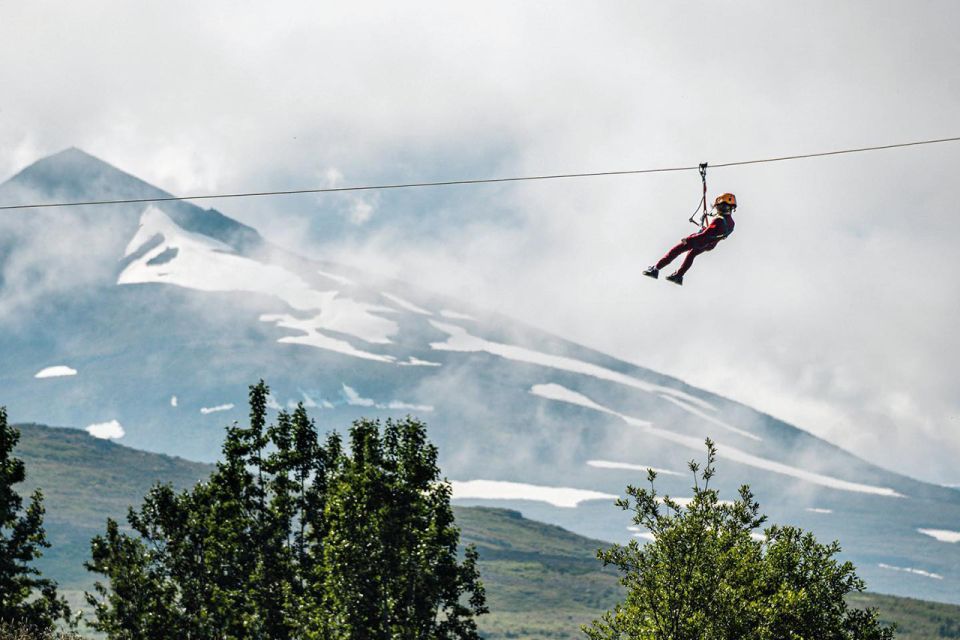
top-left (317, 269), bottom-right (354, 286)
top-left (628, 527), bottom-right (657, 541)
top-left (34, 365), bottom-right (77, 378)
top-left (658, 394), bottom-right (760, 441)
top-left (587, 460), bottom-right (683, 476)
top-left (260, 314), bottom-right (397, 363)
top-left (86, 420), bottom-right (125, 439)
top-left (450, 479), bottom-right (617, 508)
top-left (531, 383), bottom-right (905, 498)
top-left (398, 357), bottom-right (442, 367)
top-left (440, 309), bottom-right (475, 321)
top-left (120, 207), bottom-right (398, 360)
top-left (342, 384), bottom-right (375, 407)
top-left (384, 401), bottom-right (434, 412)
top-left (342, 384), bottom-right (432, 412)
top-left (296, 392), bottom-right (333, 409)
top-left (200, 404), bottom-right (234, 415)
top-left (381, 292), bottom-right (432, 315)
top-left (431, 322), bottom-right (715, 410)
top-left (878, 563), bottom-right (943, 580)
top-left (917, 528), bottom-right (960, 543)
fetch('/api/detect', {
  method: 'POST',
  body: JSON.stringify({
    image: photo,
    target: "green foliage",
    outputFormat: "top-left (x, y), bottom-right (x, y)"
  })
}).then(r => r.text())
top-left (0, 620), bottom-right (85, 640)
top-left (0, 407), bottom-right (71, 631)
top-left (586, 438), bottom-right (895, 640)
top-left (85, 382), bottom-right (486, 639)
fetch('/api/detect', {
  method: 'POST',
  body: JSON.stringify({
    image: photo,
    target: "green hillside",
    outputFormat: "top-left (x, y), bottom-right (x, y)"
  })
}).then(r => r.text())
top-left (10, 423), bottom-right (960, 639)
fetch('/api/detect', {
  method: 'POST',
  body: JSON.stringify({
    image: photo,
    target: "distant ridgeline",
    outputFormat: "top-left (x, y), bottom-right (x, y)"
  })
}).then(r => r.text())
top-left (1, 148), bottom-right (958, 606)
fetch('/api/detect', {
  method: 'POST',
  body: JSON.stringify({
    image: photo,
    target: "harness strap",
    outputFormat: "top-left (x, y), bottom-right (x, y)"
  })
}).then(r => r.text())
top-left (689, 162), bottom-right (709, 228)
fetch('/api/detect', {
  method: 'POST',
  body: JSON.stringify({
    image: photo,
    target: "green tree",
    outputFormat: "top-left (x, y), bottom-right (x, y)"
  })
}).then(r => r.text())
top-left (0, 407), bottom-right (71, 631)
top-left (314, 417), bottom-right (487, 639)
top-left (86, 382), bottom-right (486, 639)
top-left (586, 439), bottom-right (894, 640)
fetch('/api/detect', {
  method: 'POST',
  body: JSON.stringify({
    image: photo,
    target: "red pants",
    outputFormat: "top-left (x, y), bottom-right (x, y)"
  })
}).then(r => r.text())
top-left (655, 238), bottom-right (718, 276)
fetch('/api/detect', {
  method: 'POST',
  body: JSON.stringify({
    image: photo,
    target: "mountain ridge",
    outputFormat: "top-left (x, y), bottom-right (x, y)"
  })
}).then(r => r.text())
top-left (1, 149), bottom-right (958, 603)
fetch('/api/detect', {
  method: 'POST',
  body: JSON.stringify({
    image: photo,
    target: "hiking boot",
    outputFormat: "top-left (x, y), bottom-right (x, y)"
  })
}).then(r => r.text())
top-left (666, 272), bottom-right (683, 286)
top-left (642, 266), bottom-right (659, 279)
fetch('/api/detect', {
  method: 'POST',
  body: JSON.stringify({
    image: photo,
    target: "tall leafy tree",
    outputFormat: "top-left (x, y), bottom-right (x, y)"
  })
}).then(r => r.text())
top-left (86, 382), bottom-right (486, 639)
top-left (315, 417), bottom-right (487, 639)
top-left (0, 406), bottom-right (71, 630)
top-left (586, 439), bottom-right (895, 640)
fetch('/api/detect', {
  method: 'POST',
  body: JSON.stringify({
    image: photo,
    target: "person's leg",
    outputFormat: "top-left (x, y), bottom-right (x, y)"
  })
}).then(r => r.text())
top-left (655, 242), bottom-right (690, 270)
top-left (675, 246), bottom-right (707, 276)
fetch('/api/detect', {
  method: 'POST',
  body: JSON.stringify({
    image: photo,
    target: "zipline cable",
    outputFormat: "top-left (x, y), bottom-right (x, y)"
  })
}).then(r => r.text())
top-left (1, 135), bottom-right (959, 211)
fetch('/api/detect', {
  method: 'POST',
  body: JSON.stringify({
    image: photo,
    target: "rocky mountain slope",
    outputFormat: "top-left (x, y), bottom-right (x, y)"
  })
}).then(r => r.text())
top-left (1, 149), bottom-right (958, 602)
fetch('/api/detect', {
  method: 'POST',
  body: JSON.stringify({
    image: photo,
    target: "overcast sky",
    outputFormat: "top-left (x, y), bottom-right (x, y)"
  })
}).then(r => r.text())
top-left (2, 0), bottom-right (959, 483)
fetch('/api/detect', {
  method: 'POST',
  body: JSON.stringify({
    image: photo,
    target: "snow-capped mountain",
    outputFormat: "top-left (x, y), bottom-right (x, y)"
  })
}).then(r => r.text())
top-left (1, 149), bottom-right (958, 603)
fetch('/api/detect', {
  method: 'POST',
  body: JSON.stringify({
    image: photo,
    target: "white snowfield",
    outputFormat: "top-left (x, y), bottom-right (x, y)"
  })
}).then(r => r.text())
top-left (34, 365), bottom-right (77, 378)
top-left (628, 527), bottom-right (657, 541)
top-left (917, 528), bottom-right (960, 543)
top-left (658, 394), bottom-right (761, 442)
top-left (119, 207), bottom-right (399, 362)
top-left (878, 563), bottom-right (944, 580)
top-left (450, 479), bottom-right (617, 508)
top-left (316, 269), bottom-right (354, 286)
top-left (259, 313), bottom-right (396, 363)
top-left (397, 357), bottom-right (442, 367)
top-left (86, 420), bottom-right (124, 439)
top-left (200, 404), bottom-right (234, 415)
top-left (530, 383), bottom-right (905, 498)
top-left (430, 321), bottom-right (717, 411)
top-left (381, 292), bottom-right (432, 315)
top-left (342, 384), bottom-right (434, 412)
top-left (440, 310), bottom-right (475, 321)
top-left (587, 460), bottom-right (684, 476)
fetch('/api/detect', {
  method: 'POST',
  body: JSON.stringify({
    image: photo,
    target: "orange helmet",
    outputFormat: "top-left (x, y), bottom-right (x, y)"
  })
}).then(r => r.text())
top-left (713, 193), bottom-right (737, 209)
top-left (714, 193), bottom-right (737, 209)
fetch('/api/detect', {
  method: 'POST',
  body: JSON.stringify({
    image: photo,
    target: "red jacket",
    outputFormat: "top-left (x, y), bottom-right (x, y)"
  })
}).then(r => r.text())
top-left (685, 214), bottom-right (734, 250)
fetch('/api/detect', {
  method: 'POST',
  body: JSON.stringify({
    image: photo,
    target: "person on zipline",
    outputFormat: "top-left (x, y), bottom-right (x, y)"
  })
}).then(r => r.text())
top-left (643, 193), bottom-right (737, 286)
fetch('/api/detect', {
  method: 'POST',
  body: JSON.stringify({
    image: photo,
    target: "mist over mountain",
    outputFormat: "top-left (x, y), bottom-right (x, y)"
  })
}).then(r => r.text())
top-left (1, 149), bottom-right (958, 604)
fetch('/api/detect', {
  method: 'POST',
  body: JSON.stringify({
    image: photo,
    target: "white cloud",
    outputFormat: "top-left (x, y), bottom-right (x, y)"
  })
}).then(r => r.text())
top-left (170, 395), bottom-right (178, 407)
top-left (34, 365), bottom-right (77, 378)
top-left (200, 403), bottom-right (234, 415)
top-left (805, 508), bottom-right (833, 514)
top-left (86, 420), bottom-right (125, 439)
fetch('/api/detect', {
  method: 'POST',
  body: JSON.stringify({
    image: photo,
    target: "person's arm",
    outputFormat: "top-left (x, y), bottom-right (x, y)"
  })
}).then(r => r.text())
top-left (686, 217), bottom-right (725, 242)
